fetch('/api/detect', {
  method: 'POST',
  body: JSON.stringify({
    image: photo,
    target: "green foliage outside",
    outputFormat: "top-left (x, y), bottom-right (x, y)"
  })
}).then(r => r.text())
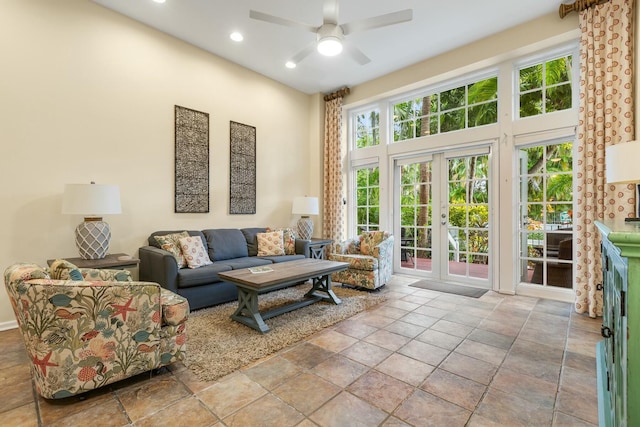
top-left (354, 55), bottom-right (574, 267)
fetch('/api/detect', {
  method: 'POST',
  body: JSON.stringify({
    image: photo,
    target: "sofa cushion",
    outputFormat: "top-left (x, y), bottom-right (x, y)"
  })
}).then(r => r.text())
top-left (221, 257), bottom-right (273, 270)
top-left (257, 230), bottom-right (285, 256)
top-left (241, 227), bottom-right (267, 256)
top-left (258, 254), bottom-right (306, 263)
top-left (329, 253), bottom-right (379, 270)
top-left (176, 262), bottom-right (233, 288)
top-left (203, 229), bottom-right (249, 261)
top-left (179, 235), bottom-right (213, 269)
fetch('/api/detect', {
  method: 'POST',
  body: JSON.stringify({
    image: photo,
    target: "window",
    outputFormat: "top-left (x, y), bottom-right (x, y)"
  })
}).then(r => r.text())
top-left (355, 166), bottom-right (379, 233)
top-left (355, 108), bottom-right (380, 148)
top-left (518, 55), bottom-right (573, 118)
top-left (392, 76), bottom-right (498, 142)
top-left (518, 141), bottom-right (574, 288)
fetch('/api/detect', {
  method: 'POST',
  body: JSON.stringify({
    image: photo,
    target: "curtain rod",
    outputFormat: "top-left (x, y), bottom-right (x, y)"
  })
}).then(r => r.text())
top-left (324, 87), bottom-right (350, 101)
top-left (559, 0), bottom-right (610, 18)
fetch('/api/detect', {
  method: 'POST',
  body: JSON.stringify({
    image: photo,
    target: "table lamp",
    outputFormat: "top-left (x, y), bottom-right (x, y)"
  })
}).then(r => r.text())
top-left (606, 140), bottom-right (640, 222)
top-left (62, 182), bottom-right (122, 259)
top-left (292, 196), bottom-right (319, 240)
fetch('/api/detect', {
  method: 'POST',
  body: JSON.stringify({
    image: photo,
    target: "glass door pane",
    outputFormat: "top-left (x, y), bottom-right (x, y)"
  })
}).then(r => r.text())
top-left (445, 154), bottom-right (490, 281)
top-left (399, 161), bottom-right (433, 272)
top-left (517, 142), bottom-right (573, 288)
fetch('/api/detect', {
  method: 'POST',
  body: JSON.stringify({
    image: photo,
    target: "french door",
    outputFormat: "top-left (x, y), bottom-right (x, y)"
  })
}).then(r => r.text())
top-left (396, 147), bottom-right (491, 288)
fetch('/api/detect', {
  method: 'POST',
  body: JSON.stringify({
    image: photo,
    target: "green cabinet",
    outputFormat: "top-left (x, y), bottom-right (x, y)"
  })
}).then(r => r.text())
top-left (596, 220), bottom-right (640, 427)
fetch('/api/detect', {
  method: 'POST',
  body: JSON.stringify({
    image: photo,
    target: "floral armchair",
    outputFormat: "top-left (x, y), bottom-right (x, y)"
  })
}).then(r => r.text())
top-left (4, 260), bottom-right (189, 399)
top-left (328, 231), bottom-right (394, 290)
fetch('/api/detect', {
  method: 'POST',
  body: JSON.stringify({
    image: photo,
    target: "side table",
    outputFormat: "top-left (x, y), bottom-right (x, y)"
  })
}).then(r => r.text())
top-left (306, 238), bottom-right (333, 259)
top-left (47, 253), bottom-right (140, 279)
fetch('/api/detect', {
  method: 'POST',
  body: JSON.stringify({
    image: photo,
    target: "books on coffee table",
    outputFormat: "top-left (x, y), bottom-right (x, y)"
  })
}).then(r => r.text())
top-left (248, 266), bottom-right (273, 274)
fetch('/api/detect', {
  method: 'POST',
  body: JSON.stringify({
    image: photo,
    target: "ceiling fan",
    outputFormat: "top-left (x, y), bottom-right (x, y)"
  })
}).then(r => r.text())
top-left (249, 0), bottom-right (413, 66)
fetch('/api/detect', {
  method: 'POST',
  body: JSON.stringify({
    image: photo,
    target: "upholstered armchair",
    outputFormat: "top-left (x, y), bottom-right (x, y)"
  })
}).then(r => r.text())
top-left (328, 231), bottom-right (394, 290)
top-left (4, 260), bottom-right (189, 399)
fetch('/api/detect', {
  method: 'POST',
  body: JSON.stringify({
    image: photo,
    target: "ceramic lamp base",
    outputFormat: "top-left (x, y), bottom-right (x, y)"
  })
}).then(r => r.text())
top-left (75, 218), bottom-right (111, 259)
top-left (297, 216), bottom-right (313, 240)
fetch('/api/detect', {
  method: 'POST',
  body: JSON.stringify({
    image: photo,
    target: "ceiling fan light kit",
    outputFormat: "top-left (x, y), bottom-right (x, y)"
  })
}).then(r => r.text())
top-left (317, 36), bottom-right (342, 56)
top-left (250, 0), bottom-right (413, 66)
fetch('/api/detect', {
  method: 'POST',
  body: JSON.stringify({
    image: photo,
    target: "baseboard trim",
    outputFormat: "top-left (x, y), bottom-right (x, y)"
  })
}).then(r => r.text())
top-left (0, 319), bottom-right (18, 331)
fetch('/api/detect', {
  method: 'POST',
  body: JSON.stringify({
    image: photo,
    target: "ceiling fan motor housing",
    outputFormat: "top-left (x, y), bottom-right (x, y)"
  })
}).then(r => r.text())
top-left (317, 23), bottom-right (344, 56)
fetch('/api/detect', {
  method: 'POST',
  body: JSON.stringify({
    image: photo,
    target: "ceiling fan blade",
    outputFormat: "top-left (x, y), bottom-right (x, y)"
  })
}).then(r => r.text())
top-left (342, 9), bottom-right (413, 35)
top-left (249, 10), bottom-right (316, 33)
top-left (343, 43), bottom-right (371, 65)
top-left (290, 42), bottom-right (317, 64)
top-left (322, 0), bottom-right (339, 24)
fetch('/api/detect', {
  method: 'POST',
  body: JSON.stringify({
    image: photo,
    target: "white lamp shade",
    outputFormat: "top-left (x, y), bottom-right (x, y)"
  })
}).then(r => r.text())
top-left (62, 184), bottom-right (122, 216)
top-left (292, 197), bottom-right (319, 216)
top-left (606, 141), bottom-right (640, 184)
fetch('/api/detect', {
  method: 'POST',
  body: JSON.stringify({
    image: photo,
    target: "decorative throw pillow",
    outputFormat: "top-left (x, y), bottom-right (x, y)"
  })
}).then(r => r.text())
top-left (49, 259), bottom-right (84, 281)
top-left (267, 227), bottom-right (297, 255)
top-left (257, 230), bottom-right (285, 256)
top-left (360, 231), bottom-right (388, 256)
top-left (155, 231), bottom-right (189, 267)
top-left (179, 235), bottom-right (213, 269)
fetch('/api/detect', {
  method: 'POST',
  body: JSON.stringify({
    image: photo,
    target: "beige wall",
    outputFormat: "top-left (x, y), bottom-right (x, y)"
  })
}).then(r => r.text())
top-left (0, 0), bottom-right (317, 326)
top-left (347, 12), bottom-right (579, 105)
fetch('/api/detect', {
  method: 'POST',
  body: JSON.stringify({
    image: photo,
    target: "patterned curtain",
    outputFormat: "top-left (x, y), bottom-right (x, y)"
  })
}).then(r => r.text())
top-left (323, 88), bottom-right (349, 252)
top-left (575, 0), bottom-right (634, 317)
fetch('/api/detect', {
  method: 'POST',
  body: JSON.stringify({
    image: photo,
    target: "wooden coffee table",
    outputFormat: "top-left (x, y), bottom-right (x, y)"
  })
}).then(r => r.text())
top-left (218, 258), bottom-right (349, 333)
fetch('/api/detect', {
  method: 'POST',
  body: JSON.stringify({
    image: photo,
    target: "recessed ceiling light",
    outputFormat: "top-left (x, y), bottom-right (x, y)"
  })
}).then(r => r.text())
top-left (285, 61), bottom-right (296, 69)
top-left (230, 32), bottom-right (243, 42)
top-left (152, 0), bottom-right (166, 3)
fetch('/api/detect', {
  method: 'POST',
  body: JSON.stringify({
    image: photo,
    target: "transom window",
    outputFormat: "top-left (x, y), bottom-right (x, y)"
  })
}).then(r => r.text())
top-left (355, 108), bottom-right (380, 148)
top-left (518, 55), bottom-right (573, 118)
top-left (392, 76), bottom-right (498, 142)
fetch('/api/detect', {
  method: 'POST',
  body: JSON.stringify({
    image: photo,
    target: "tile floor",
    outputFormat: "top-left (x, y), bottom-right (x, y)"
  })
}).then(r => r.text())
top-left (0, 275), bottom-right (601, 426)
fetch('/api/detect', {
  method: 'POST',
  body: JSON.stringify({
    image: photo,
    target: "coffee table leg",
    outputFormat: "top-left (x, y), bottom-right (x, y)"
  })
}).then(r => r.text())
top-left (231, 287), bottom-right (270, 333)
top-left (305, 274), bottom-right (342, 305)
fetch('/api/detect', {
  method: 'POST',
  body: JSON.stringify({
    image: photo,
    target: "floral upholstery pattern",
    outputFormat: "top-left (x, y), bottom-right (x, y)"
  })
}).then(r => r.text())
top-left (328, 232), bottom-right (394, 290)
top-left (4, 262), bottom-right (189, 399)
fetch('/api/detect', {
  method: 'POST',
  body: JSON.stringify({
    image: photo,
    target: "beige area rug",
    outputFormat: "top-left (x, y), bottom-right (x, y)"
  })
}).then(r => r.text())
top-left (185, 284), bottom-right (387, 382)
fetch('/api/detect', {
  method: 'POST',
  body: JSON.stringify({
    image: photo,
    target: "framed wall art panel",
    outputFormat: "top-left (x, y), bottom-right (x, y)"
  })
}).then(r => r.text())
top-left (229, 121), bottom-right (256, 214)
top-left (175, 105), bottom-right (209, 213)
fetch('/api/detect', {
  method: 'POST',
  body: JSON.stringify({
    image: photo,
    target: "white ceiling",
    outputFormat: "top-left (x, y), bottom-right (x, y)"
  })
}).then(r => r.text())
top-left (92, 0), bottom-right (562, 94)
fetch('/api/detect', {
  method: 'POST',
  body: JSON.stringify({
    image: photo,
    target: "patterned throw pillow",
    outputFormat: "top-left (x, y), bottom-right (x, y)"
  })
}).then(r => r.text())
top-left (360, 231), bottom-right (388, 256)
top-left (179, 235), bottom-right (213, 269)
top-left (49, 259), bottom-right (83, 280)
top-left (267, 227), bottom-right (297, 255)
top-left (257, 230), bottom-right (285, 256)
top-left (155, 231), bottom-right (189, 268)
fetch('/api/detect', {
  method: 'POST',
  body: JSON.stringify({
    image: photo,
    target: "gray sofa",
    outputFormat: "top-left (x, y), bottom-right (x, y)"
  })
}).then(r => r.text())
top-left (139, 228), bottom-right (311, 310)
